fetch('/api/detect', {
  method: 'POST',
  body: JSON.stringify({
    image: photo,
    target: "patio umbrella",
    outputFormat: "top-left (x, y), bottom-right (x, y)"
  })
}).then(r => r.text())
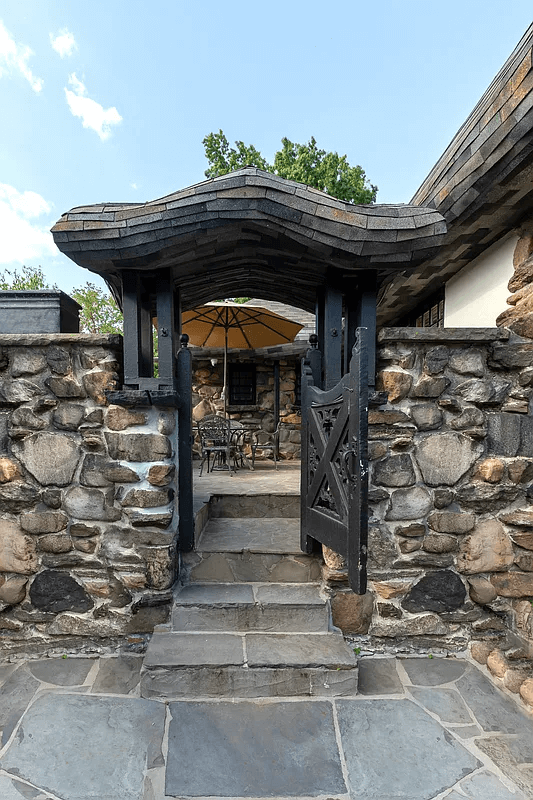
top-left (181, 302), bottom-right (303, 417)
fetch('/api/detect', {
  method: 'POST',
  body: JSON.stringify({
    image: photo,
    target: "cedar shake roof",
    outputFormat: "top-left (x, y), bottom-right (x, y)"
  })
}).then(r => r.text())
top-left (51, 169), bottom-right (445, 313)
top-left (379, 23), bottom-right (533, 324)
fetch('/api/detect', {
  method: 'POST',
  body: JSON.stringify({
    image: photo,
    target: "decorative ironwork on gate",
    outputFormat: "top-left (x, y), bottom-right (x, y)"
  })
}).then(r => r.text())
top-left (300, 328), bottom-right (369, 594)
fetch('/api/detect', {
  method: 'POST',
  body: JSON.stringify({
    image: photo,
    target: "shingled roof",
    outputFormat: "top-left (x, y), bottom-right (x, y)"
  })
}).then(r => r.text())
top-left (379, 23), bottom-right (533, 324)
top-left (51, 169), bottom-right (445, 313)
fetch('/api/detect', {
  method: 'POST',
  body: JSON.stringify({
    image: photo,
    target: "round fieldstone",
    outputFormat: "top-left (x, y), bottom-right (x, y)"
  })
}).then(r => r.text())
top-left (486, 649), bottom-right (508, 678)
top-left (385, 487), bottom-right (432, 521)
top-left (433, 489), bottom-right (455, 509)
top-left (0, 457), bottom-right (21, 483)
top-left (402, 570), bottom-right (466, 613)
top-left (82, 371), bottom-right (118, 404)
top-left (30, 570), bottom-right (94, 613)
top-left (424, 346), bottom-right (449, 374)
top-left (467, 576), bottom-right (498, 605)
top-left (457, 519), bottom-right (514, 574)
top-left (470, 641), bottom-right (494, 664)
top-left (372, 454), bottom-right (415, 488)
top-left (46, 346), bottom-right (70, 374)
top-left (410, 404), bottom-right (443, 431)
top-left (450, 406), bottom-right (485, 431)
top-left (0, 575), bottom-right (28, 604)
top-left (448, 349), bottom-right (485, 377)
top-left (20, 511), bottom-right (68, 534)
top-left (427, 511), bottom-right (475, 534)
top-left (13, 432), bottom-right (81, 486)
top-left (415, 433), bottom-right (483, 487)
top-left (105, 405), bottom-right (146, 431)
top-left (45, 376), bottom-right (85, 398)
top-left (422, 533), bottom-right (458, 553)
top-left (412, 375), bottom-right (449, 398)
top-left (520, 678), bottom-right (533, 708)
top-left (52, 404), bottom-right (85, 431)
top-left (476, 458), bottom-right (505, 483)
top-left (376, 368), bottom-right (412, 403)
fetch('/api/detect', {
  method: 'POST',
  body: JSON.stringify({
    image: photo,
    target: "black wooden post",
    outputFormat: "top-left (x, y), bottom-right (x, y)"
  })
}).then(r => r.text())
top-left (177, 333), bottom-right (194, 552)
top-left (122, 271), bottom-right (143, 386)
top-left (273, 360), bottom-right (280, 459)
top-left (306, 334), bottom-right (322, 387)
top-left (122, 270), bottom-right (153, 387)
top-left (156, 269), bottom-right (177, 383)
top-left (344, 272), bottom-right (377, 388)
top-left (323, 284), bottom-right (343, 390)
top-left (315, 289), bottom-right (325, 388)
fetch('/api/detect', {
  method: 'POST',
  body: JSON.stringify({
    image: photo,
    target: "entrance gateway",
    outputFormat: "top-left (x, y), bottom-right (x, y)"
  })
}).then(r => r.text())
top-left (52, 168), bottom-right (446, 586)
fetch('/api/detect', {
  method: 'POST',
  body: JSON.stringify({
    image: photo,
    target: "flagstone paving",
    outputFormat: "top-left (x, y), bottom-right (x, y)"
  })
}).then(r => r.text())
top-left (0, 654), bottom-right (532, 799)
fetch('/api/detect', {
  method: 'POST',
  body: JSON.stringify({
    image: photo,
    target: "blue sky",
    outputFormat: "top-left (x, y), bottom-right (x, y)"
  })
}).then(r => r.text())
top-left (0, 1), bottom-right (532, 295)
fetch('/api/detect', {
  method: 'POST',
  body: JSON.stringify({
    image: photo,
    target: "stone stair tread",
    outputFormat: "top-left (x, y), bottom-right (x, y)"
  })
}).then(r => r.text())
top-left (175, 582), bottom-right (325, 607)
top-left (175, 583), bottom-right (255, 605)
top-left (197, 518), bottom-right (301, 554)
top-left (144, 631), bottom-right (355, 669)
top-left (145, 632), bottom-right (243, 667)
top-left (246, 633), bottom-right (356, 668)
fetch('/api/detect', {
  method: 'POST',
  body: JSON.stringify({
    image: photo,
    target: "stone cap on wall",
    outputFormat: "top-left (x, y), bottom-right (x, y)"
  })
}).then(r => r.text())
top-left (378, 327), bottom-right (511, 343)
top-left (0, 333), bottom-right (123, 348)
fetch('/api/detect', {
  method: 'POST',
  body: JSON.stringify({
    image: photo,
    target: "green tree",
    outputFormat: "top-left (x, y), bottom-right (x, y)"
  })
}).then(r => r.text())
top-left (70, 282), bottom-right (123, 335)
top-left (0, 265), bottom-right (54, 290)
top-left (202, 131), bottom-right (377, 204)
top-left (0, 266), bottom-right (124, 335)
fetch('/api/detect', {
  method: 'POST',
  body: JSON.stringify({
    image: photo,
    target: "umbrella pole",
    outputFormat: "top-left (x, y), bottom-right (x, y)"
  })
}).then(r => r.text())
top-left (223, 319), bottom-right (228, 419)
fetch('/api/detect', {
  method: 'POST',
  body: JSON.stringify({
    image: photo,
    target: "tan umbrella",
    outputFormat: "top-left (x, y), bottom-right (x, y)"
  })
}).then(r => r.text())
top-left (182, 302), bottom-right (303, 417)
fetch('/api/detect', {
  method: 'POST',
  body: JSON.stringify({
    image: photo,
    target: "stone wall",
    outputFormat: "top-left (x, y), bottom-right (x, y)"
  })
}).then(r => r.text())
top-left (497, 225), bottom-right (533, 338)
top-left (330, 327), bottom-right (533, 660)
top-left (0, 334), bottom-right (178, 655)
top-left (192, 354), bottom-right (302, 459)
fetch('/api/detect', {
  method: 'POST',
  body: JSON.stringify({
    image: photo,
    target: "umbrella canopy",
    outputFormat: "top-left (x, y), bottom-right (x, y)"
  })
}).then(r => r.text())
top-left (181, 302), bottom-right (303, 350)
top-left (182, 302), bottom-right (304, 417)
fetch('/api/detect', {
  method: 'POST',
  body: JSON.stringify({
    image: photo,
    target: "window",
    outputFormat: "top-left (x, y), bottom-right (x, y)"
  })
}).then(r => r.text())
top-left (400, 289), bottom-right (445, 328)
top-left (228, 363), bottom-right (256, 405)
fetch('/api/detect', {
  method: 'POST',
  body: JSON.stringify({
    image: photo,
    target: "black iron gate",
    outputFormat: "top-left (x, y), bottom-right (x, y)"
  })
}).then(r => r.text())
top-left (300, 327), bottom-right (369, 593)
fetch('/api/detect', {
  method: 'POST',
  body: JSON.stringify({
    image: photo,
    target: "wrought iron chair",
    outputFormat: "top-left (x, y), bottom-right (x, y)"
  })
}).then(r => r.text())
top-left (250, 423), bottom-right (281, 469)
top-left (198, 416), bottom-right (235, 476)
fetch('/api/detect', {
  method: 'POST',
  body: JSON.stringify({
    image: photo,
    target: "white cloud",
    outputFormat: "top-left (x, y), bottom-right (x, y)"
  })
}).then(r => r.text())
top-left (0, 184), bottom-right (56, 264)
top-left (64, 73), bottom-right (122, 140)
top-left (0, 20), bottom-right (43, 93)
top-left (50, 28), bottom-right (77, 58)
top-left (130, 182), bottom-right (138, 190)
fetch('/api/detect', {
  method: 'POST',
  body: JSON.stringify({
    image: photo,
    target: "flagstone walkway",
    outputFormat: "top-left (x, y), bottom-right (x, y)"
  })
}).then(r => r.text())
top-left (0, 653), bottom-right (532, 799)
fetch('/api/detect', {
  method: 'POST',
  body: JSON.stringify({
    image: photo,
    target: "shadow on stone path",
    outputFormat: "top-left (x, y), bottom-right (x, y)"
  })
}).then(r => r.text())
top-left (0, 654), bottom-right (531, 799)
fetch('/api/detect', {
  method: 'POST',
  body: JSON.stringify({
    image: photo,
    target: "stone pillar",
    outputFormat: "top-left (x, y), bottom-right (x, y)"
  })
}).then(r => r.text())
top-left (496, 226), bottom-right (533, 338)
top-left (0, 333), bottom-right (178, 655)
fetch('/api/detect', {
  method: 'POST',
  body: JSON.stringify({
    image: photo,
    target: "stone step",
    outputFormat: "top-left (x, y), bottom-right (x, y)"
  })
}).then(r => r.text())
top-left (171, 582), bottom-right (330, 632)
top-left (181, 518), bottom-right (322, 584)
top-left (141, 631), bottom-right (357, 699)
top-left (208, 493), bottom-right (300, 519)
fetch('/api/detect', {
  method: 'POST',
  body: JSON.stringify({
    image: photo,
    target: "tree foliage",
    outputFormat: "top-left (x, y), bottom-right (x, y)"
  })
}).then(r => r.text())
top-left (202, 131), bottom-right (377, 204)
top-left (70, 282), bottom-right (123, 335)
top-left (0, 267), bottom-right (123, 335)
top-left (0, 265), bottom-right (54, 290)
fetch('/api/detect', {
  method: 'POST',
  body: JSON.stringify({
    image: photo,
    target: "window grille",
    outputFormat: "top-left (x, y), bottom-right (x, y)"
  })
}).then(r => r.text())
top-left (228, 364), bottom-right (256, 405)
top-left (399, 290), bottom-right (445, 328)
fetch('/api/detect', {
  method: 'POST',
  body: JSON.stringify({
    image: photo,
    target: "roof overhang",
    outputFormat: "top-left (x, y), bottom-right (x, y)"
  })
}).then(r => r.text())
top-left (52, 169), bottom-right (445, 313)
top-left (379, 23), bottom-right (533, 324)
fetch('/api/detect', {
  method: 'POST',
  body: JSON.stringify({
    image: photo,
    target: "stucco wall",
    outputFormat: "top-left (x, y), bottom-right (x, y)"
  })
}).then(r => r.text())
top-left (444, 234), bottom-right (518, 327)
